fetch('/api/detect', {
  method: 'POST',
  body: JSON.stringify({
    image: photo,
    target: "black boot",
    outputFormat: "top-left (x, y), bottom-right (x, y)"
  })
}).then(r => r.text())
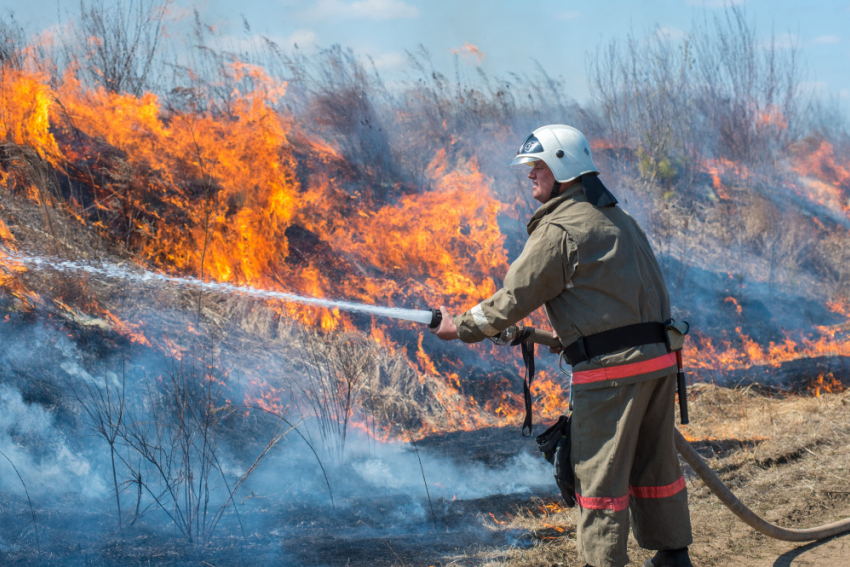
top-left (643, 547), bottom-right (693, 567)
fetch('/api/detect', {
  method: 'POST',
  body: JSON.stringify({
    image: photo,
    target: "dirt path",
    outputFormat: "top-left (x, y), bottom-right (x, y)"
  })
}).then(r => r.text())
top-left (683, 499), bottom-right (850, 567)
top-left (752, 525), bottom-right (850, 567)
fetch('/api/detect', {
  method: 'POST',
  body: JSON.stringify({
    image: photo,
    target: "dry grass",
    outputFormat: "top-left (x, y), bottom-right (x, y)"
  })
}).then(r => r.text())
top-left (456, 384), bottom-right (850, 567)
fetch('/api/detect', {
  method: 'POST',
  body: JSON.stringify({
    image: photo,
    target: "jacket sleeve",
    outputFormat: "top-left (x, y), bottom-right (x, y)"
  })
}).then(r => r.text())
top-left (454, 223), bottom-right (576, 343)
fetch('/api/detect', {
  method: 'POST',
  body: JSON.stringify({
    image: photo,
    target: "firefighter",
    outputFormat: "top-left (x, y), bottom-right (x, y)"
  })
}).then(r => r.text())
top-left (430, 125), bottom-right (694, 567)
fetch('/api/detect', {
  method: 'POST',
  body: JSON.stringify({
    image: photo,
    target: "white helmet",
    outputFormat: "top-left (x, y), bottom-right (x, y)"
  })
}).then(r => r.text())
top-left (510, 124), bottom-right (617, 207)
top-left (510, 124), bottom-right (597, 182)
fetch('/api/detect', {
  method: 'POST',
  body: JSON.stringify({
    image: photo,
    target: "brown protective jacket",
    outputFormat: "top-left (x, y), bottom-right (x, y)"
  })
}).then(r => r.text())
top-left (454, 182), bottom-right (675, 390)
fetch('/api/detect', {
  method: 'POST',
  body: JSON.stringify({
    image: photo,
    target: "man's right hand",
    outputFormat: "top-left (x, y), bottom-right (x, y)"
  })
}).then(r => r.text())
top-left (429, 305), bottom-right (459, 341)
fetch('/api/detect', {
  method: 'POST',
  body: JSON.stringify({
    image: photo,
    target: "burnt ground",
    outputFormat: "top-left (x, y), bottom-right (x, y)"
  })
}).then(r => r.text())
top-left (415, 425), bottom-right (540, 467)
top-left (0, 425), bottom-right (559, 567)
top-left (0, 464), bottom-right (563, 567)
top-left (711, 355), bottom-right (850, 391)
top-left (1, 386), bottom-right (848, 566)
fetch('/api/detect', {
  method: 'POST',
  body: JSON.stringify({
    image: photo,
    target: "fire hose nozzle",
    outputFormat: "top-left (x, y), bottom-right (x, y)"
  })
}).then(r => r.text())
top-left (428, 308), bottom-right (442, 329)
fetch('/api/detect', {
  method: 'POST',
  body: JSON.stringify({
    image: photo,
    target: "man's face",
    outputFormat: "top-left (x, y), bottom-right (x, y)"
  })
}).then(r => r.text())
top-left (528, 160), bottom-right (556, 204)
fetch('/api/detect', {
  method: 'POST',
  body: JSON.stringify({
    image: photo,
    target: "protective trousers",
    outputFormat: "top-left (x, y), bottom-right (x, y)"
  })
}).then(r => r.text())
top-left (571, 373), bottom-right (692, 567)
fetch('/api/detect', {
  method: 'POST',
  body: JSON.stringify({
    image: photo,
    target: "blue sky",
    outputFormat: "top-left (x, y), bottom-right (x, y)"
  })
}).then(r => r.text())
top-left (8, 0), bottom-right (850, 108)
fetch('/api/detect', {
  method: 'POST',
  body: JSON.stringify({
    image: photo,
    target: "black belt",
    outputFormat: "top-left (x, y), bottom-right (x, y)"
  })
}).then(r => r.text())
top-left (564, 322), bottom-right (667, 366)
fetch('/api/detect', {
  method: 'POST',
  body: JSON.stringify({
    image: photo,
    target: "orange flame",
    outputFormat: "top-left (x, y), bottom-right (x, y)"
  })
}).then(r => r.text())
top-left (449, 43), bottom-right (485, 65)
top-left (0, 68), bottom-right (60, 159)
top-left (724, 296), bottom-right (742, 316)
top-left (808, 373), bottom-right (845, 397)
top-left (791, 140), bottom-right (850, 215)
top-left (2, 53), bottom-right (847, 447)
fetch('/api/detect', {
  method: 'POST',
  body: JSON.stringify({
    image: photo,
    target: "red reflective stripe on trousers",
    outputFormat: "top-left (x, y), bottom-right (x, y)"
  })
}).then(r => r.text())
top-left (575, 493), bottom-right (630, 512)
top-left (572, 352), bottom-right (677, 385)
top-left (575, 476), bottom-right (685, 511)
top-left (629, 476), bottom-right (686, 499)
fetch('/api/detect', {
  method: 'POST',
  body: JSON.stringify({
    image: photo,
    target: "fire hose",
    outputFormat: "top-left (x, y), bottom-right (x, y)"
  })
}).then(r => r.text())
top-left (671, 428), bottom-right (850, 542)
top-left (497, 323), bottom-right (850, 543)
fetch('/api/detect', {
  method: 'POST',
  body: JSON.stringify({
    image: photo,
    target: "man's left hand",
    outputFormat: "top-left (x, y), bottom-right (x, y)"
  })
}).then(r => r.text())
top-left (429, 305), bottom-right (458, 341)
top-left (549, 329), bottom-right (564, 354)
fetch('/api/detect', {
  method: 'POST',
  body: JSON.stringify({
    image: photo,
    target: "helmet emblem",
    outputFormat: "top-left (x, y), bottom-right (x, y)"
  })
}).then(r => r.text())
top-left (519, 135), bottom-right (544, 154)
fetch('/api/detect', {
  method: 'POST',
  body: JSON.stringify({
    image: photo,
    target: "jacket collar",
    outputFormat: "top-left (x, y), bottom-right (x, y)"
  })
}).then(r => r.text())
top-left (526, 182), bottom-right (585, 235)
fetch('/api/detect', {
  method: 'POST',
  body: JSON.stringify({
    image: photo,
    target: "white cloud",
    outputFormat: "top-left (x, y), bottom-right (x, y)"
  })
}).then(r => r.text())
top-left (286, 29), bottom-right (318, 49)
top-left (302, 0), bottom-right (419, 21)
top-left (685, 0), bottom-right (746, 7)
top-left (370, 51), bottom-right (407, 70)
top-left (556, 11), bottom-right (580, 21)
top-left (813, 35), bottom-right (840, 45)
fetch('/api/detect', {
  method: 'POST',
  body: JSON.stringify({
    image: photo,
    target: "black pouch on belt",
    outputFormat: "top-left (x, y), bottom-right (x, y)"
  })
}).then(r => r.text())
top-left (535, 415), bottom-right (576, 507)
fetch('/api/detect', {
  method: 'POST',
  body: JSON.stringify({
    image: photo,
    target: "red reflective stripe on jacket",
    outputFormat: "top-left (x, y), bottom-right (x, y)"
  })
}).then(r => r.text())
top-left (572, 352), bottom-right (677, 385)
top-left (629, 476), bottom-right (686, 499)
top-left (575, 493), bottom-right (630, 512)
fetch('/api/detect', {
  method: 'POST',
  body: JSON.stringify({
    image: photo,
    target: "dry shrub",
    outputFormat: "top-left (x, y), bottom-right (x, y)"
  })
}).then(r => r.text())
top-left (590, 7), bottom-right (802, 186)
top-left (64, 0), bottom-right (170, 96)
top-left (69, 350), bottom-right (295, 544)
top-left (0, 14), bottom-right (27, 71)
top-left (296, 329), bottom-right (378, 455)
top-left (294, 326), bottom-right (451, 444)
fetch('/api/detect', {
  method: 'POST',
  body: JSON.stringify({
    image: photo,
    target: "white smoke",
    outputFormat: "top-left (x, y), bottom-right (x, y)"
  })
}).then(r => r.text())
top-left (246, 426), bottom-right (553, 511)
top-left (0, 385), bottom-right (107, 499)
top-left (346, 435), bottom-right (550, 500)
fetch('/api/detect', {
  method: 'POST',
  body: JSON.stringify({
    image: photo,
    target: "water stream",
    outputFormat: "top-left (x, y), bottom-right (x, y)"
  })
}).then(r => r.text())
top-left (0, 248), bottom-right (435, 325)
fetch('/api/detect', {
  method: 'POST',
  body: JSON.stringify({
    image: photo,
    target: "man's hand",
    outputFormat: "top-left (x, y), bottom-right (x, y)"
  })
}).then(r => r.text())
top-left (429, 305), bottom-right (458, 341)
top-left (549, 329), bottom-right (564, 354)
